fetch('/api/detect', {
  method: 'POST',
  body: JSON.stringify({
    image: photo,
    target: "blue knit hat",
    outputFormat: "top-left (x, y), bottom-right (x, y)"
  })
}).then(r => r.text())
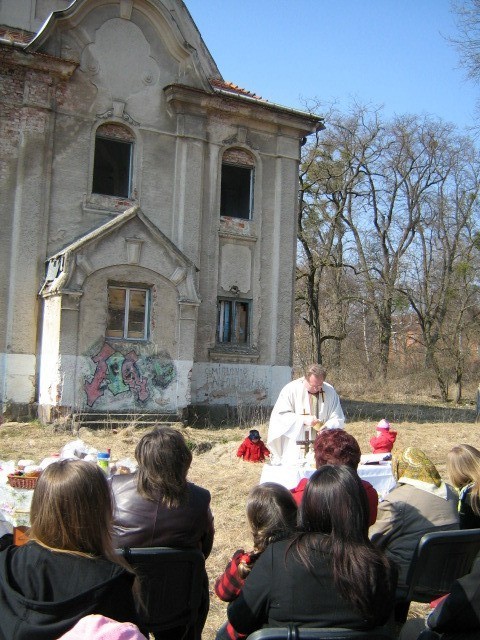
top-left (248, 429), bottom-right (261, 441)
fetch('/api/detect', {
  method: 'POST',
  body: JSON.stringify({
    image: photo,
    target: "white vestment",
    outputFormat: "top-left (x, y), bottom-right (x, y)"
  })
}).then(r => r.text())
top-left (267, 378), bottom-right (345, 465)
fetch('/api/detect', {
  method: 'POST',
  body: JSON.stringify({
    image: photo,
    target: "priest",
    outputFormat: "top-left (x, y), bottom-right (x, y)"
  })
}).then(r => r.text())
top-left (267, 364), bottom-right (345, 465)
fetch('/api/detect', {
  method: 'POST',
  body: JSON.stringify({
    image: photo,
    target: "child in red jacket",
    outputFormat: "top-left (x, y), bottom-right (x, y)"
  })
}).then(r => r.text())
top-left (236, 430), bottom-right (270, 462)
top-left (369, 419), bottom-right (397, 454)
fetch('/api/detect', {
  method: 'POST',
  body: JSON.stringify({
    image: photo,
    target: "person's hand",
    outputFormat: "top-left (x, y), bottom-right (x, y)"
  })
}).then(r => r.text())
top-left (303, 415), bottom-right (316, 426)
top-left (311, 420), bottom-right (325, 431)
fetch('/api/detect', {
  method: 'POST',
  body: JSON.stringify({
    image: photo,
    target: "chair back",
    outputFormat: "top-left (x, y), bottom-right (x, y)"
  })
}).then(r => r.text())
top-left (117, 546), bottom-right (205, 637)
top-left (405, 528), bottom-right (480, 603)
top-left (247, 627), bottom-right (392, 640)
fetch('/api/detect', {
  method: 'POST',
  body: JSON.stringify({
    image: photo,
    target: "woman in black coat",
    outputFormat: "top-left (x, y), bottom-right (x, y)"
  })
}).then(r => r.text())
top-left (226, 465), bottom-right (397, 636)
top-left (0, 460), bottom-right (138, 640)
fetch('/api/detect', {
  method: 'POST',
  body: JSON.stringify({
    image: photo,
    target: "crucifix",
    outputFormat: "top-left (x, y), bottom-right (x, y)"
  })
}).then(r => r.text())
top-left (296, 433), bottom-right (317, 456)
top-left (296, 410), bottom-right (316, 456)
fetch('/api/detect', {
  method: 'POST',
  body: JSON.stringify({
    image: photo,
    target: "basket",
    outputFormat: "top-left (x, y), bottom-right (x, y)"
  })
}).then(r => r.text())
top-left (7, 474), bottom-right (40, 490)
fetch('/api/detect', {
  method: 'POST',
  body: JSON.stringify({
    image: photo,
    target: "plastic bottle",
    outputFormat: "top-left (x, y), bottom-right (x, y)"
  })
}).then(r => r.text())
top-left (97, 452), bottom-right (110, 474)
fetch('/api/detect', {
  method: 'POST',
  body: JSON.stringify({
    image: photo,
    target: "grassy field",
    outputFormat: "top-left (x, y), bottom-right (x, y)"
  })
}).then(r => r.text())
top-left (1, 403), bottom-right (479, 638)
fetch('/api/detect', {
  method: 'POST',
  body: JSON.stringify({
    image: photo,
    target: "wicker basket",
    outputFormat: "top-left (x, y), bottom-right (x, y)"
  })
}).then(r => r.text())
top-left (7, 474), bottom-right (40, 490)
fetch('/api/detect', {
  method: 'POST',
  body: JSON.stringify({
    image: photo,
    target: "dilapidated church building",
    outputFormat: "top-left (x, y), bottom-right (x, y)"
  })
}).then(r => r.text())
top-left (0, 0), bottom-right (322, 423)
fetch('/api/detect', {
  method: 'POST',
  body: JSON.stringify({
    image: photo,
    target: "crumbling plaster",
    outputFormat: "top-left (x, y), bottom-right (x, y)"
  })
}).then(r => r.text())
top-left (0, 0), bottom-right (323, 420)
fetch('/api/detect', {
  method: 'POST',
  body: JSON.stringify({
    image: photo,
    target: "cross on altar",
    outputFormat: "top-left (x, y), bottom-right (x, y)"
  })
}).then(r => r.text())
top-left (296, 439), bottom-right (317, 456)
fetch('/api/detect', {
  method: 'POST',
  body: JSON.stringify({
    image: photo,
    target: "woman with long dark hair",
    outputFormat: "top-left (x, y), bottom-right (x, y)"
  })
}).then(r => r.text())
top-left (227, 465), bottom-right (397, 635)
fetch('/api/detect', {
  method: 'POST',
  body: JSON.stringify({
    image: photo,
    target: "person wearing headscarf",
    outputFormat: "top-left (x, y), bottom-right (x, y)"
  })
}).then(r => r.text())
top-left (369, 447), bottom-right (459, 596)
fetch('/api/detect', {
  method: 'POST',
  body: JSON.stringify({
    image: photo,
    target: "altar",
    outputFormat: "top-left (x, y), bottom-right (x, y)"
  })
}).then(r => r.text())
top-left (260, 459), bottom-right (396, 500)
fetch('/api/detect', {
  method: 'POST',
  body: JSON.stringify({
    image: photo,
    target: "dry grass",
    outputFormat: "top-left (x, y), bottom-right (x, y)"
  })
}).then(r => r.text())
top-left (1, 408), bottom-right (479, 639)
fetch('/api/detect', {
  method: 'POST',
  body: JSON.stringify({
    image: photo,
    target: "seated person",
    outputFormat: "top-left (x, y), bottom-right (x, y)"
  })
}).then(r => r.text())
top-left (110, 426), bottom-right (214, 640)
top-left (447, 444), bottom-right (480, 529)
top-left (398, 559), bottom-right (480, 640)
top-left (291, 428), bottom-right (378, 525)
top-left (0, 460), bottom-right (138, 640)
top-left (370, 419), bottom-right (397, 454)
top-left (215, 482), bottom-right (297, 640)
top-left (227, 465), bottom-right (397, 636)
top-left (369, 447), bottom-right (459, 598)
top-left (236, 430), bottom-right (270, 462)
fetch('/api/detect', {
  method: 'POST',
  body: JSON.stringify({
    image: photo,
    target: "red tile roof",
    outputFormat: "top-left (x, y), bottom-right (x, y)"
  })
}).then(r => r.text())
top-left (0, 25), bottom-right (34, 45)
top-left (209, 78), bottom-right (265, 101)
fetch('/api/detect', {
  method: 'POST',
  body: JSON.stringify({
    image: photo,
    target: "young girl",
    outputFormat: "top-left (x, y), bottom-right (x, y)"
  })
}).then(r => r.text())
top-left (0, 459), bottom-right (138, 640)
top-left (214, 482), bottom-right (297, 640)
top-left (447, 444), bottom-right (480, 529)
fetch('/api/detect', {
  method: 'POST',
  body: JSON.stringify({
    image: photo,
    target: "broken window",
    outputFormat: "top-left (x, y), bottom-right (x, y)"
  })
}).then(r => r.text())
top-left (106, 285), bottom-right (150, 340)
top-left (92, 124), bottom-right (134, 198)
top-left (217, 299), bottom-right (250, 344)
top-left (220, 149), bottom-right (254, 219)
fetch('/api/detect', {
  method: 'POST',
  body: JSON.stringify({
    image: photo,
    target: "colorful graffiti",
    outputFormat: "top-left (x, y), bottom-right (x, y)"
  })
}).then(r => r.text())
top-left (84, 342), bottom-right (175, 407)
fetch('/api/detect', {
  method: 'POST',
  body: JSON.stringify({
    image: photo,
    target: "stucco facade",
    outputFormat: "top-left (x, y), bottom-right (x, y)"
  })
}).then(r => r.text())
top-left (0, 0), bottom-right (322, 422)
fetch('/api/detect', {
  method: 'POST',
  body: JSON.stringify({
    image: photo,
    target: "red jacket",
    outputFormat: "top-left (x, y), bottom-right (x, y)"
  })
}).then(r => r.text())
top-left (369, 430), bottom-right (397, 454)
top-left (236, 438), bottom-right (270, 462)
top-left (291, 476), bottom-right (378, 526)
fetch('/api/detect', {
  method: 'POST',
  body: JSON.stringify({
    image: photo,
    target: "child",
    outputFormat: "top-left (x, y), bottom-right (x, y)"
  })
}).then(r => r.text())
top-left (369, 418), bottom-right (397, 454)
top-left (236, 429), bottom-right (270, 462)
top-left (214, 483), bottom-right (297, 640)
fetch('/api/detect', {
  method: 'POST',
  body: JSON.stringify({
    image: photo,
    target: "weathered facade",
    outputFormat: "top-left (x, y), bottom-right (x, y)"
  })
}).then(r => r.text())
top-left (0, 0), bottom-right (322, 422)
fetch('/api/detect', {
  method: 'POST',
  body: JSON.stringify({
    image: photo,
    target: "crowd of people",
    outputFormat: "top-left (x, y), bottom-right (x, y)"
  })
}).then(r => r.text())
top-left (0, 365), bottom-right (479, 640)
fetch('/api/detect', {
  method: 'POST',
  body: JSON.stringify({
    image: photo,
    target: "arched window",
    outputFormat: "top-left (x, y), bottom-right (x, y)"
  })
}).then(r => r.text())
top-left (220, 148), bottom-right (255, 219)
top-left (92, 124), bottom-right (134, 198)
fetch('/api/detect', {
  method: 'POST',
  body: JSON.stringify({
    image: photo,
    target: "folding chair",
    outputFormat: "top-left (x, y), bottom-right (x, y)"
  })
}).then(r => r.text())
top-left (117, 546), bottom-right (206, 639)
top-left (247, 627), bottom-right (391, 640)
top-left (395, 528), bottom-right (480, 623)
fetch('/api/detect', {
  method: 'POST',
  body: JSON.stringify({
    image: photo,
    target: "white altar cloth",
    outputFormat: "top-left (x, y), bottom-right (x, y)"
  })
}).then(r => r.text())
top-left (260, 461), bottom-right (396, 500)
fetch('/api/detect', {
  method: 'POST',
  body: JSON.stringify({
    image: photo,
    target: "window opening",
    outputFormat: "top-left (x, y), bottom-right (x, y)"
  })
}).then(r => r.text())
top-left (106, 286), bottom-right (149, 340)
top-left (92, 136), bottom-right (132, 198)
top-left (217, 299), bottom-right (250, 344)
top-left (220, 164), bottom-right (254, 219)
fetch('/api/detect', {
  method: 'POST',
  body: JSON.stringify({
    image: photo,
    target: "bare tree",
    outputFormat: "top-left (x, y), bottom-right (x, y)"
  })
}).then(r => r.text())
top-left (451, 0), bottom-right (480, 82)
top-left (450, 0), bottom-right (480, 130)
top-left (332, 111), bottom-right (452, 376)
top-left (296, 101), bottom-right (480, 391)
top-left (399, 136), bottom-right (480, 400)
top-left (297, 117), bottom-right (351, 364)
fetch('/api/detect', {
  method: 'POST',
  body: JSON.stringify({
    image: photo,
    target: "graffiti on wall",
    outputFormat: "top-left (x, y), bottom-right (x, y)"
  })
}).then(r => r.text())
top-left (84, 342), bottom-right (176, 407)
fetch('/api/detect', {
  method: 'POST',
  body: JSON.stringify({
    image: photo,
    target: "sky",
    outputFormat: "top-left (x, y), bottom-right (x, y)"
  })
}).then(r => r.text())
top-left (185, 0), bottom-right (479, 132)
